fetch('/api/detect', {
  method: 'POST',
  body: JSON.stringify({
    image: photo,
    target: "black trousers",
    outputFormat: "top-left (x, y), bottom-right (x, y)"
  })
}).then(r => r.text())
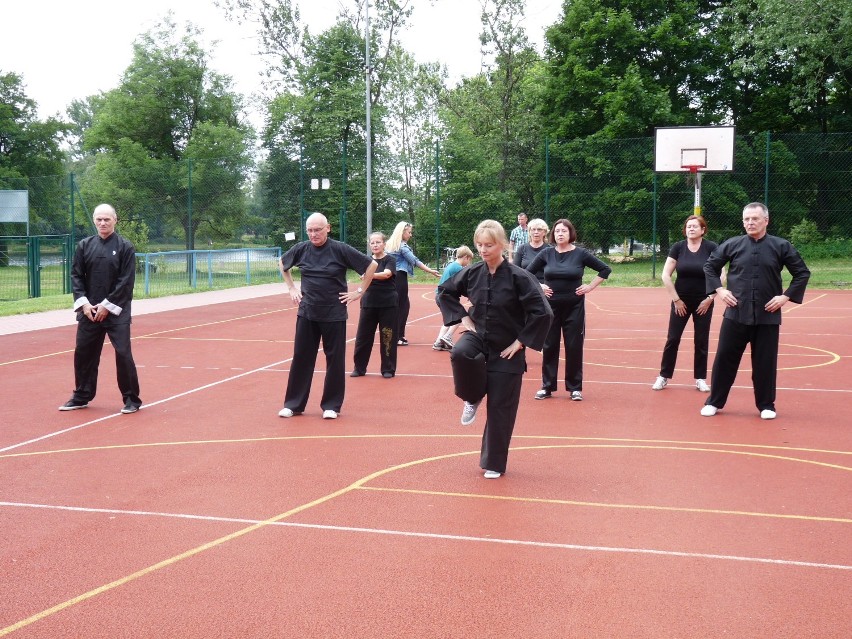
top-left (541, 298), bottom-right (585, 392)
top-left (284, 317), bottom-right (347, 413)
top-left (659, 297), bottom-right (713, 379)
top-left (394, 271), bottom-right (411, 339)
top-left (707, 318), bottom-right (779, 411)
top-left (353, 305), bottom-right (398, 375)
top-left (72, 319), bottom-right (141, 407)
top-left (450, 332), bottom-right (523, 474)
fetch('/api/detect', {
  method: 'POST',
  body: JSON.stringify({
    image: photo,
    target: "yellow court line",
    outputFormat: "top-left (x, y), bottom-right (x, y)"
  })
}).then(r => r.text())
top-left (784, 292), bottom-right (826, 313)
top-left (0, 307), bottom-right (293, 367)
top-left (3, 434), bottom-right (851, 461)
top-left (2, 441), bottom-right (851, 634)
top-left (0, 449), bottom-right (472, 636)
top-left (360, 486), bottom-right (852, 524)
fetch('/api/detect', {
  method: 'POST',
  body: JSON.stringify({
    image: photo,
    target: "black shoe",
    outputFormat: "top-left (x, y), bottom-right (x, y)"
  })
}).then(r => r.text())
top-left (121, 403), bottom-right (140, 414)
top-left (59, 399), bottom-right (88, 411)
top-left (382, 372), bottom-right (394, 378)
top-left (350, 370), bottom-right (365, 377)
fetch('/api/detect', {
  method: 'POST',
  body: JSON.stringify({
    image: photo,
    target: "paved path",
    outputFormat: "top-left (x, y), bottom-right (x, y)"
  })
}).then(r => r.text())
top-left (0, 283), bottom-right (285, 336)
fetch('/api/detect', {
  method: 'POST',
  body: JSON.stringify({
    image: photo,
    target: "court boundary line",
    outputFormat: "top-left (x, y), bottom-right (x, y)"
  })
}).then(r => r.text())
top-left (2, 500), bottom-right (849, 572)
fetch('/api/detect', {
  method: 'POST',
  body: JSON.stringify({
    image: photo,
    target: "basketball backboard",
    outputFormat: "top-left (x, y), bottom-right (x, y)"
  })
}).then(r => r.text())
top-left (654, 126), bottom-right (735, 172)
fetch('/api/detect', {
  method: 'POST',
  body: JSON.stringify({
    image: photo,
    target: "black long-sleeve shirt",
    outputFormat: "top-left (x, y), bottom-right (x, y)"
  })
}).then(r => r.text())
top-left (704, 233), bottom-right (810, 326)
top-left (71, 232), bottom-right (136, 324)
top-left (436, 260), bottom-right (553, 374)
top-left (526, 246), bottom-right (612, 302)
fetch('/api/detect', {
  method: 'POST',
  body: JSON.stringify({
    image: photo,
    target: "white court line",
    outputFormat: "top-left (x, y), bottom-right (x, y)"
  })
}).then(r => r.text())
top-left (0, 361), bottom-right (292, 454)
top-left (2, 500), bottom-right (850, 572)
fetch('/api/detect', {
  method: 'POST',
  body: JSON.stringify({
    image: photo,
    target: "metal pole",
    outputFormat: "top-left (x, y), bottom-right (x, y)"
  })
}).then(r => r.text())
top-left (693, 170), bottom-right (702, 217)
top-left (365, 0), bottom-right (373, 238)
top-left (652, 172), bottom-right (658, 279)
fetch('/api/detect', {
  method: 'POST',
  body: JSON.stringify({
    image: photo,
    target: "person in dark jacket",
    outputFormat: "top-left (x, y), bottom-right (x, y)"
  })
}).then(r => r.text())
top-left (59, 204), bottom-right (141, 414)
top-left (701, 202), bottom-right (810, 420)
top-left (437, 220), bottom-right (552, 479)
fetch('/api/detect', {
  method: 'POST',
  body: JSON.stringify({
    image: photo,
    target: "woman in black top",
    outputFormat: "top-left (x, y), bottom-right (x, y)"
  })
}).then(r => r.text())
top-left (652, 215), bottom-right (720, 392)
top-left (352, 232), bottom-right (399, 378)
top-left (512, 217), bottom-right (549, 281)
top-left (526, 219), bottom-right (611, 401)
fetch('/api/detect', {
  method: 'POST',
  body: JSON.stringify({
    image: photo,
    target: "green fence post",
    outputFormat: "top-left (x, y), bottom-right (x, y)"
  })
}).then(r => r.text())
top-left (27, 236), bottom-right (42, 298)
top-left (341, 138), bottom-right (348, 243)
top-left (764, 130), bottom-right (771, 207)
top-left (68, 173), bottom-right (75, 293)
top-left (545, 137), bottom-right (550, 225)
top-left (299, 146), bottom-right (306, 242)
top-left (187, 159), bottom-right (194, 286)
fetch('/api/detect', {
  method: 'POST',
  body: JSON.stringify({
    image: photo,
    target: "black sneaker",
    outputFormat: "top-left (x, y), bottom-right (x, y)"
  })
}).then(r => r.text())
top-left (121, 403), bottom-right (140, 414)
top-left (58, 400), bottom-right (88, 411)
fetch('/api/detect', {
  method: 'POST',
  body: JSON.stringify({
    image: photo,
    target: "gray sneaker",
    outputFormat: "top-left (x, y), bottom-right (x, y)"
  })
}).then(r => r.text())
top-left (461, 400), bottom-right (481, 426)
top-left (570, 391), bottom-right (583, 401)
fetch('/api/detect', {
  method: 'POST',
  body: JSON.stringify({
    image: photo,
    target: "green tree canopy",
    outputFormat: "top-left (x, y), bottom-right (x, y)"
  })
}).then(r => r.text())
top-left (80, 18), bottom-right (255, 249)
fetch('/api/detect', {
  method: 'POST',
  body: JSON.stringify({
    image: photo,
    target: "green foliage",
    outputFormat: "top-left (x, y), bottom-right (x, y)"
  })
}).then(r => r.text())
top-left (0, 71), bottom-right (69, 234)
top-left (789, 218), bottom-right (822, 246)
top-left (78, 18), bottom-right (254, 250)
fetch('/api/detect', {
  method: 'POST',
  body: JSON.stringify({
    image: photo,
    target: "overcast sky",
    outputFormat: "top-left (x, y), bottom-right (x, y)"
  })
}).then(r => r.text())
top-left (3, 0), bottom-right (563, 123)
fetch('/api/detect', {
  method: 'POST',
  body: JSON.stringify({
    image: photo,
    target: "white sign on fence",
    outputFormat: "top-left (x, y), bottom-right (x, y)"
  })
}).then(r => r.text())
top-left (0, 190), bottom-right (29, 224)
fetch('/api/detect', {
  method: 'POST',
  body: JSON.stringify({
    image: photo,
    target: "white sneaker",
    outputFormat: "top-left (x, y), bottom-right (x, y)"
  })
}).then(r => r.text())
top-left (278, 407), bottom-right (294, 418)
top-left (652, 376), bottom-right (667, 391)
top-left (461, 400), bottom-right (481, 426)
top-left (322, 410), bottom-right (338, 419)
top-left (483, 470), bottom-right (502, 479)
top-left (700, 405), bottom-right (718, 416)
top-left (695, 379), bottom-right (710, 392)
top-left (440, 335), bottom-right (454, 349)
top-left (570, 391), bottom-right (583, 401)
top-left (760, 409), bottom-right (777, 420)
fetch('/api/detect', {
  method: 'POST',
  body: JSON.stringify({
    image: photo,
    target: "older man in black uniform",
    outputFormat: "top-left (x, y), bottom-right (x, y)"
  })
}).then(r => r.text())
top-left (278, 212), bottom-right (378, 420)
top-left (702, 202), bottom-right (810, 420)
top-left (59, 203), bottom-right (142, 414)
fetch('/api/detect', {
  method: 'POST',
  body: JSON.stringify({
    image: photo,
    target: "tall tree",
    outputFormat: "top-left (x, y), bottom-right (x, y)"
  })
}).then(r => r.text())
top-left (438, 0), bottom-right (545, 238)
top-left (726, 0), bottom-right (851, 133)
top-left (82, 17), bottom-right (254, 250)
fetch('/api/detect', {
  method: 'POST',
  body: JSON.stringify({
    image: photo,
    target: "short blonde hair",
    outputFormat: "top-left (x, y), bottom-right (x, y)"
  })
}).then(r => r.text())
top-left (456, 245), bottom-right (474, 259)
top-left (473, 220), bottom-right (508, 250)
top-left (528, 218), bottom-right (549, 233)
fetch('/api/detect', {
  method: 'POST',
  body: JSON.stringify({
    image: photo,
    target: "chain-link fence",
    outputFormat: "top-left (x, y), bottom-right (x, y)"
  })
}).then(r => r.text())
top-left (2, 132), bottom-right (850, 301)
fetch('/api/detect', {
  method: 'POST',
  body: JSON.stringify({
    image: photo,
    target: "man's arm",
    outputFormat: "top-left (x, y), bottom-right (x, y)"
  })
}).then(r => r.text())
top-left (340, 259), bottom-right (378, 306)
top-left (280, 257), bottom-right (302, 304)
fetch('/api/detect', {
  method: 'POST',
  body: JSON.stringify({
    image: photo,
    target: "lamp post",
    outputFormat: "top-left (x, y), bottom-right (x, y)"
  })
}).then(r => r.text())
top-left (365, 0), bottom-right (373, 239)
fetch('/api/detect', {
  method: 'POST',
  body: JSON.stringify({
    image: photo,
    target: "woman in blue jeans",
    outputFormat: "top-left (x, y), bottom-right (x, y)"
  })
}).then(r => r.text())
top-left (386, 221), bottom-right (439, 345)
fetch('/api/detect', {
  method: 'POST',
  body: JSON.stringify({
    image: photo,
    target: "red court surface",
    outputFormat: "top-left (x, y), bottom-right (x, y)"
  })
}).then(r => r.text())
top-left (1, 286), bottom-right (850, 637)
